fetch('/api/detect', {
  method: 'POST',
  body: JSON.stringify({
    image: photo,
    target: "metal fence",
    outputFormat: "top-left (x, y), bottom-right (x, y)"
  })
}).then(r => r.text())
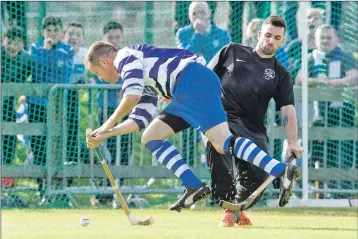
top-left (2, 83), bottom-right (357, 208)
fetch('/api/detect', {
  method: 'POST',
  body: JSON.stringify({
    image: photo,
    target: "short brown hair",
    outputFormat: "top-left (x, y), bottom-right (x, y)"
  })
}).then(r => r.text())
top-left (64, 21), bottom-right (85, 35)
top-left (42, 15), bottom-right (63, 29)
top-left (263, 15), bottom-right (287, 34)
top-left (4, 27), bottom-right (26, 42)
top-left (85, 41), bottom-right (118, 67)
top-left (103, 21), bottom-right (123, 36)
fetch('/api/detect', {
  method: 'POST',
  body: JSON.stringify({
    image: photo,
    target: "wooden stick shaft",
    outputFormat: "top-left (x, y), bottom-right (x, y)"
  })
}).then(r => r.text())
top-left (251, 176), bottom-right (275, 197)
top-left (95, 148), bottom-right (131, 216)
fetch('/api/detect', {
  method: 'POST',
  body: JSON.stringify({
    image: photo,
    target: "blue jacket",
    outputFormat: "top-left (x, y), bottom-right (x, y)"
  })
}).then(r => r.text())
top-left (29, 41), bottom-right (74, 106)
top-left (276, 47), bottom-right (289, 68)
top-left (176, 24), bottom-right (231, 62)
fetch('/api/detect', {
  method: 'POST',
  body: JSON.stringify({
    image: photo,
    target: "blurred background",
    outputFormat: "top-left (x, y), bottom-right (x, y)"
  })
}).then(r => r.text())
top-left (1, 1), bottom-right (357, 209)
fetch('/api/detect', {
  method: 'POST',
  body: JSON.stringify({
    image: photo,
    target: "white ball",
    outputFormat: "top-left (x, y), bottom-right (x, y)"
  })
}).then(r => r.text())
top-left (80, 217), bottom-right (90, 227)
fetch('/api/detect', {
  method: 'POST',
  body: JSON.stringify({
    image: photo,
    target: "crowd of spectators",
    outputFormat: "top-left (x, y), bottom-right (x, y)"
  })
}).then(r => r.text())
top-left (1, 1), bottom-right (357, 206)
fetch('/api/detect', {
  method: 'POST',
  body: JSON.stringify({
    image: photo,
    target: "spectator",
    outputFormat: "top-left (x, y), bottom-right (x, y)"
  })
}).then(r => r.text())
top-left (63, 21), bottom-right (89, 188)
top-left (92, 21), bottom-right (130, 207)
top-left (63, 21), bottom-right (89, 160)
top-left (173, 1), bottom-right (217, 33)
top-left (283, 2), bottom-right (342, 43)
top-left (175, 1), bottom-right (230, 62)
top-left (296, 25), bottom-right (358, 87)
top-left (2, 2), bottom-right (28, 48)
top-left (284, 8), bottom-right (324, 80)
top-left (99, 21), bottom-right (131, 165)
top-left (186, 2), bottom-right (270, 44)
top-left (244, 18), bottom-right (289, 67)
top-left (64, 21), bottom-right (88, 84)
top-left (296, 24), bottom-right (357, 176)
top-left (285, 8), bottom-right (324, 144)
top-left (310, 1), bottom-right (342, 31)
top-left (244, 18), bottom-right (262, 47)
top-left (1, 27), bottom-right (31, 165)
top-left (16, 95), bottom-right (34, 165)
top-left (175, 1), bottom-right (230, 168)
top-left (28, 16), bottom-right (74, 202)
top-left (282, 8), bottom-right (325, 132)
top-left (96, 22), bottom-right (124, 153)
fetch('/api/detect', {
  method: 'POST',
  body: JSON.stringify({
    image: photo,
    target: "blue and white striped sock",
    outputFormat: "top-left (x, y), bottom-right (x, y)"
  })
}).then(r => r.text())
top-left (226, 136), bottom-right (286, 177)
top-left (145, 140), bottom-right (203, 188)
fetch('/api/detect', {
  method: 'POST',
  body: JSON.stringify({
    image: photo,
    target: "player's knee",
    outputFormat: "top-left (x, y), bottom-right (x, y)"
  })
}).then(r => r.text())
top-left (211, 135), bottom-right (237, 155)
top-left (141, 136), bottom-right (149, 147)
top-left (141, 129), bottom-right (151, 146)
top-left (211, 141), bottom-right (225, 154)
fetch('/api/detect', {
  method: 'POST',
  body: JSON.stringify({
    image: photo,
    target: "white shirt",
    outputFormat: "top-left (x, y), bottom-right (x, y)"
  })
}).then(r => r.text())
top-left (71, 47), bottom-right (88, 83)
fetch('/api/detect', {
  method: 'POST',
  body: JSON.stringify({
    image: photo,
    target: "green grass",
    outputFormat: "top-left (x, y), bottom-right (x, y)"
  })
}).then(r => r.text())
top-left (2, 208), bottom-right (357, 239)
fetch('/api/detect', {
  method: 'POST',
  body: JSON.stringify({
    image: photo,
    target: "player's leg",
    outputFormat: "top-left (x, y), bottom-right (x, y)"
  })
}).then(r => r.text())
top-left (141, 112), bottom-right (210, 211)
top-left (232, 128), bottom-right (269, 227)
top-left (205, 123), bottom-right (299, 207)
top-left (206, 141), bottom-right (237, 202)
top-left (172, 62), bottom-right (299, 204)
top-left (205, 140), bottom-right (239, 227)
top-left (203, 111), bottom-right (299, 178)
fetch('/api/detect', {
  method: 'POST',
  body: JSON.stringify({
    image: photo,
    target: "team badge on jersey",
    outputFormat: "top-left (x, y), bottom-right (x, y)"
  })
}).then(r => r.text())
top-left (263, 69), bottom-right (275, 81)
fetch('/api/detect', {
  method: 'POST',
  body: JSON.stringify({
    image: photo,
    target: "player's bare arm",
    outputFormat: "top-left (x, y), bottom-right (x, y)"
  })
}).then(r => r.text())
top-left (280, 104), bottom-right (303, 158)
top-left (84, 42), bottom-right (145, 136)
top-left (95, 94), bottom-right (141, 133)
top-left (86, 118), bottom-right (140, 148)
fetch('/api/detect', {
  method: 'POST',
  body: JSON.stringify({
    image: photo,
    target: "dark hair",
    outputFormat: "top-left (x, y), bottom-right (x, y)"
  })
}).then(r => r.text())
top-left (103, 21), bottom-right (123, 35)
top-left (42, 15), bottom-right (63, 29)
top-left (263, 15), bottom-right (287, 33)
top-left (64, 21), bottom-right (85, 35)
top-left (4, 27), bottom-right (26, 42)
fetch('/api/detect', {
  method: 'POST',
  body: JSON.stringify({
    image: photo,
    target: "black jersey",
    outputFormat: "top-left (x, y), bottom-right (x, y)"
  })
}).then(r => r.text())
top-left (209, 43), bottom-right (294, 134)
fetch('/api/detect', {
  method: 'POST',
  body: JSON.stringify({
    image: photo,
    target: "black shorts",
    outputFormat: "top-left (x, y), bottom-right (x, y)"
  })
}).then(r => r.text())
top-left (156, 111), bottom-right (191, 133)
top-left (206, 116), bottom-right (269, 208)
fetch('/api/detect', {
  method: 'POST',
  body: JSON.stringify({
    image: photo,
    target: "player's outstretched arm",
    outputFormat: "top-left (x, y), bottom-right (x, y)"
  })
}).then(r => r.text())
top-left (88, 95), bottom-right (158, 148)
top-left (92, 94), bottom-right (141, 136)
top-left (86, 119), bottom-right (140, 148)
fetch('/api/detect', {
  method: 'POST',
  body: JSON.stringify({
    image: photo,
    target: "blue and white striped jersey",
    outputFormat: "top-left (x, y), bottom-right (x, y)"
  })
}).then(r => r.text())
top-left (114, 44), bottom-right (206, 98)
top-left (128, 95), bottom-right (158, 130)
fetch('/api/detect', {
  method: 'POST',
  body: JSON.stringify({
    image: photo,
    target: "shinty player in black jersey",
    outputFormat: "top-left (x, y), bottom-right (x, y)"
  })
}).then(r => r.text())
top-left (206, 16), bottom-right (303, 227)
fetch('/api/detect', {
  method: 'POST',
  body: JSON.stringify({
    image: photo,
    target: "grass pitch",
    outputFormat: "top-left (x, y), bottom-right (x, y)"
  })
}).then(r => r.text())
top-left (2, 208), bottom-right (357, 239)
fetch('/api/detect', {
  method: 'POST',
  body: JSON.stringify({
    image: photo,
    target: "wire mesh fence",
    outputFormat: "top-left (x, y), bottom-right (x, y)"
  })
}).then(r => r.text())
top-left (1, 1), bottom-right (357, 209)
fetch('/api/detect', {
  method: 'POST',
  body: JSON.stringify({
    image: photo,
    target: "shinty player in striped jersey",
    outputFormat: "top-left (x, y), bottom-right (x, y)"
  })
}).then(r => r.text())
top-left (84, 42), bottom-right (299, 213)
